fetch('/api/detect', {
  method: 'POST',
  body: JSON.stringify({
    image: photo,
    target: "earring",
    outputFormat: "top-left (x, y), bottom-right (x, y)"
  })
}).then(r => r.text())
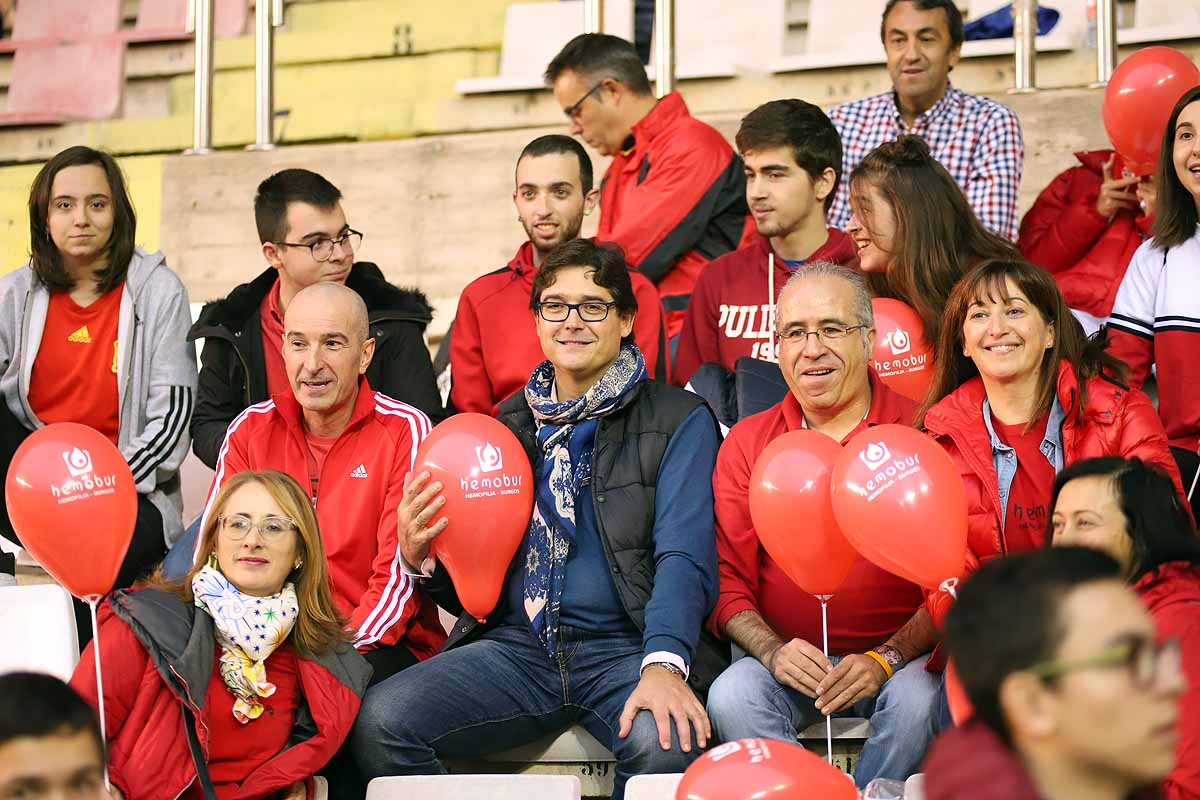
top-left (208, 552), bottom-right (220, 569)
top-left (293, 560), bottom-right (303, 570)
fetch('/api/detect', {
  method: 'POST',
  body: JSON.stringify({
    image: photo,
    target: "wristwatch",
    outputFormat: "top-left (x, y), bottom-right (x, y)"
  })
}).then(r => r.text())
top-left (645, 662), bottom-right (686, 680)
top-left (872, 645), bottom-right (905, 673)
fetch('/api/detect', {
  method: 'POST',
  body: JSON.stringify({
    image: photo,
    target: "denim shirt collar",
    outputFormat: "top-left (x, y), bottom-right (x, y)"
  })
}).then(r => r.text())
top-left (982, 394), bottom-right (1067, 531)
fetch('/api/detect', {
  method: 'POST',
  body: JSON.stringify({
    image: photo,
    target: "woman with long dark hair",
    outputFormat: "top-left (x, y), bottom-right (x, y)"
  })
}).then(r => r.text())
top-left (1049, 456), bottom-right (1200, 799)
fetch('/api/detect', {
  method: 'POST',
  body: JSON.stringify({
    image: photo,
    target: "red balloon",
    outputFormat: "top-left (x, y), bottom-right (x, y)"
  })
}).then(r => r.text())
top-left (871, 298), bottom-right (933, 403)
top-left (676, 738), bottom-right (856, 800)
top-left (749, 430), bottom-right (856, 596)
top-left (830, 424), bottom-right (968, 589)
top-left (945, 659), bottom-right (975, 726)
top-left (4, 423), bottom-right (136, 599)
top-left (415, 413), bottom-right (533, 621)
top-left (1103, 47), bottom-right (1200, 175)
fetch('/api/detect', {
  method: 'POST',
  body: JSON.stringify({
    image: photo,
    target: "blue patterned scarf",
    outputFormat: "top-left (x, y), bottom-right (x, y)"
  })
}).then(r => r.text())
top-left (522, 343), bottom-right (646, 655)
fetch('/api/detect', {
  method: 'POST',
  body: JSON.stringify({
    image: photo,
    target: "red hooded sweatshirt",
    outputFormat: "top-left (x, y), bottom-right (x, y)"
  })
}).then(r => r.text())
top-left (1137, 562), bottom-right (1200, 800)
top-left (448, 240), bottom-right (668, 416)
top-left (672, 231), bottom-right (860, 386)
top-left (1018, 150), bottom-right (1151, 319)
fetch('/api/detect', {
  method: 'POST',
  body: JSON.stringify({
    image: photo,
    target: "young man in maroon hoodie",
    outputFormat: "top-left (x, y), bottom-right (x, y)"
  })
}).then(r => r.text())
top-left (448, 135), bottom-right (667, 415)
top-left (924, 548), bottom-right (1184, 800)
top-left (673, 99), bottom-right (859, 387)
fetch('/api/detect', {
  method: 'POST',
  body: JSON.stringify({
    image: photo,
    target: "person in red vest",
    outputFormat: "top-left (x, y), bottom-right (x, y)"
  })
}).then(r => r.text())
top-left (673, 99), bottom-right (859, 387)
top-left (1018, 150), bottom-right (1155, 336)
top-left (448, 135), bottom-right (667, 415)
top-left (545, 33), bottom-right (749, 338)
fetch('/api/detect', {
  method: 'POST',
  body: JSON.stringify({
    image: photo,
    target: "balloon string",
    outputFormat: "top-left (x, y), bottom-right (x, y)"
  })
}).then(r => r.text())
top-left (1187, 457), bottom-right (1199, 503)
top-left (88, 596), bottom-right (111, 793)
top-left (821, 597), bottom-right (833, 766)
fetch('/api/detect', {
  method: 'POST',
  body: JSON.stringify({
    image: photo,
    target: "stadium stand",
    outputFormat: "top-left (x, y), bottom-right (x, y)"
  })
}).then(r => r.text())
top-left (0, 0), bottom-right (121, 52)
top-left (365, 775), bottom-right (583, 800)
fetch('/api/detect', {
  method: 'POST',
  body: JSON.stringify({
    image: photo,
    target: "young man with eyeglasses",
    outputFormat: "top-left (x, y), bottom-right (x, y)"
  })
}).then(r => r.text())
top-left (923, 547), bottom-right (1185, 800)
top-left (447, 134), bottom-right (668, 416)
top-left (707, 263), bottom-right (940, 787)
top-left (188, 168), bottom-right (442, 471)
top-left (545, 34), bottom-right (749, 338)
top-left (355, 239), bottom-right (727, 800)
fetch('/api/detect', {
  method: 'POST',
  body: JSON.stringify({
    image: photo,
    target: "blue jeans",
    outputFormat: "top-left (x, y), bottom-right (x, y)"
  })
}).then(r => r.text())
top-left (351, 624), bottom-right (701, 800)
top-left (706, 653), bottom-right (939, 788)
top-left (161, 517), bottom-right (201, 580)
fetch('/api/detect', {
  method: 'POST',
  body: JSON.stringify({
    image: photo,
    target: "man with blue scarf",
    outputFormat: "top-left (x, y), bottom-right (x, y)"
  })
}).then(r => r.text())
top-left (353, 239), bottom-right (726, 799)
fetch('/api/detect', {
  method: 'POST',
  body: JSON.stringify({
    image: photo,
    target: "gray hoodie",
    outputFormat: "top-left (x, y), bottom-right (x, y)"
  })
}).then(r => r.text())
top-left (0, 248), bottom-right (197, 545)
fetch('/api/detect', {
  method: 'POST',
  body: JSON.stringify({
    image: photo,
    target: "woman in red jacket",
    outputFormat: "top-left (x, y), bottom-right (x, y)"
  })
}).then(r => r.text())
top-left (1049, 456), bottom-right (1200, 800)
top-left (72, 470), bottom-right (371, 800)
top-left (846, 135), bottom-right (1017, 347)
top-left (916, 259), bottom-right (1182, 608)
top-left (1018, 150), bottom-right (1154, 335)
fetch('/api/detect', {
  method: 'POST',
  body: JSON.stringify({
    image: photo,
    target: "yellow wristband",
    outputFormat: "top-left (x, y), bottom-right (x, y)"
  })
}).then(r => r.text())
top-left (864, 649), bottom-right (894, 680)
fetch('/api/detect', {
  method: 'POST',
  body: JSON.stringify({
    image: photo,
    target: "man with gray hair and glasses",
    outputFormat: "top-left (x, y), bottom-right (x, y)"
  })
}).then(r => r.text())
top-left (706, 263), bottom-right (942, 787)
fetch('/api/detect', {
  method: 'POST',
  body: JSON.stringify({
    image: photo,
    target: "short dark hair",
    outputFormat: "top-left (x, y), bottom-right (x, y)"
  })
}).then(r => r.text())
top-left (254, 168), bottom-right (342, 244)
top-left (544, 33), bottom-right (652, 96)
top-left (1150, 84), bottom-right (1200, 248)
top-left (27, 146), bottom-right (136, 294)
top-left (530, 239), bottom-right (638, 345)
top-left (1047, 456), bottom-right (1200, 581)
top-left (881, 0), bottom-right (964, 48)
top-left (517, 134), bottom-right (595, 194)
top-left (945, 548), bottom-right (1123, 743)
top-left (0, 672), bottom-right (103, 759)
top-left (736, 99), bottom-right (844, 214)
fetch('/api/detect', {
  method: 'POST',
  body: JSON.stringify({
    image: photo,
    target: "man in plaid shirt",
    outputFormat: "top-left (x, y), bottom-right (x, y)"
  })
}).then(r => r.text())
top-left (828, 0), bottom-right (1024, 240)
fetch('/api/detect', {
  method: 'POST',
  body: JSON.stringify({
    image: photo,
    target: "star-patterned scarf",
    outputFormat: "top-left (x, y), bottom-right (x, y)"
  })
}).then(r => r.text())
top-left (192, 564), bottom-right (299, 724)
top-left (521, 343), bottom-right (645, 656)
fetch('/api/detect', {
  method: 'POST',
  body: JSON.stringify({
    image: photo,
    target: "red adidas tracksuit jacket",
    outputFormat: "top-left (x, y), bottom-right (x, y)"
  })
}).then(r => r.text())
top-left (672, 231), bottom-right (859, 386)
top-left (201, 381), bottom-right (446, 657)
top-left (448, 240), bottom-right (668, 415)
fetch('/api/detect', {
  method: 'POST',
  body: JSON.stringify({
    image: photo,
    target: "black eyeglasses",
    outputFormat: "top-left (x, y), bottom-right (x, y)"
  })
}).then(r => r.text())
top-left (1028, 636), bottom-right (1181, 690)
top-left (536, 300), bottom-right (618, 322)
top-left (563, 82), bottom-right (604, 120)
top-left (277, 229), bottom-right (363, 262)
top-left (777, 324), bottom-right (869, 344)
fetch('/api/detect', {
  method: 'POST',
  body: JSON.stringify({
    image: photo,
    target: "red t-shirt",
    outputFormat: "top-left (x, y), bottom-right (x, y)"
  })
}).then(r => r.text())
top-left (994, 415), bottom-right (1055, 553)
top-left (27, 285), bottom-right (124, 445)
top-left (182, 644), bottom-right (300, 799)
top-left (260, 280), bottom-right (289, 399)
top-left (303, 430), bottom-right (338, 503)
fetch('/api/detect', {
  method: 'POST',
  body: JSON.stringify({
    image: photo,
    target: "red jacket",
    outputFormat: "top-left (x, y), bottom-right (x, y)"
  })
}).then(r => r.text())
top-left (201, 381), bottom-right (446, 657)
top-left (672, 231), bottom-right (860, 386)
top-left (923, 361), bottom-right (1183, 627)
top-left (1138, 562), bottom-right (1200, 800)
top-left (713, 374), bottom-right (925, 653)
top-left (598, 91), bottom-right (748, 337)
top-left (71, 590), bottom-right (370, 800)
top-left (1018, 150), bottom-right (1151, 319)
top-left (448, 240), bottom-right (668, 415)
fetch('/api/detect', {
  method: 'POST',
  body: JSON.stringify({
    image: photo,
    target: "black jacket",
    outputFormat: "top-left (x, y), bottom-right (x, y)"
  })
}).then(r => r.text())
top-left (429, 379), bottom-right (729, 694)
top-left (188, 263), bottom-right (443, 469)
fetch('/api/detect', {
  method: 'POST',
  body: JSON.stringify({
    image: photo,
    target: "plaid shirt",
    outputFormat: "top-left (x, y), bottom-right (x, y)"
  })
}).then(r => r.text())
top-left (828, 84), bottom-right (1024, 240)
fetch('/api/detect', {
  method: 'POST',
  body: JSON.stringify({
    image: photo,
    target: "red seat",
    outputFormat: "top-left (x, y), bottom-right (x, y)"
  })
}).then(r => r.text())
top-left (0, 41), bottom-right (126, 126)
top-left (0, 0), bottom-right (121, 52)
top-left (123, 0), bottom-right (250, 43)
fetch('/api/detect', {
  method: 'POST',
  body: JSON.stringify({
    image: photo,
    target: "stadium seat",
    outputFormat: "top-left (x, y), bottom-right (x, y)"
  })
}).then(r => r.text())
top-left (647, 0), bottom-right (783, 80)
top-left (1120, 0), bottom-right (1200, 43)
top-left (456, 0), bottom-right (634, 95)
top-left (770, 0), bottom-right (890, 73)
top-left (625, 773), bottom-right (683, 800)
top-left (365, 775), bottom-right (582, 800)
top-left (0, 40), bottom-right (126, 126)
top-left (0, 584), bottom-right (80, 681)
top-left (0, 0), bottom-right (121, 52)
top-left (123, 0), bottom-right (249, 43)
top-left (958, 0), bottom-right (1085, 58)
top-left (906, 772), bottom-right (927, 800)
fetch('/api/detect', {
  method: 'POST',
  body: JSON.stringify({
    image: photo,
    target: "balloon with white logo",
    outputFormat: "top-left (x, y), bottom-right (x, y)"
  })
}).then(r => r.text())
top-left (870, 298), bottom-right (933, 402)
top-left (414, 413), bottom-right (534, 621)
top-left (675, 737), bottom-right (856, 800)
top-left (829, 424), bottom-right (968, 589)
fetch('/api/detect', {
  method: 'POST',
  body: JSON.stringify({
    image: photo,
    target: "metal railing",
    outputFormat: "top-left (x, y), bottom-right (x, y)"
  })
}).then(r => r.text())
top-left (583, 0), bottom-right (604, 34)
top-left (1011, 0), bottom-right (1037, 93)
top-left (247, 0), bottom-right (285, 150)
top-left (185, 0), bottom-right (214, 154)
top-left (654, 0), bottom-right (675, 98)
top-left (1094, 0), bottom-right (1117, 85)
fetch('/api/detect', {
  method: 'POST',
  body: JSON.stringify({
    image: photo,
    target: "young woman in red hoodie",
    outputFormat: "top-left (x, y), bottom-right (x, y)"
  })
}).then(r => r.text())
top-left (1050, 456), bottom-right (1200, 800)
top-left (71, 470), bottom-right (370, 800)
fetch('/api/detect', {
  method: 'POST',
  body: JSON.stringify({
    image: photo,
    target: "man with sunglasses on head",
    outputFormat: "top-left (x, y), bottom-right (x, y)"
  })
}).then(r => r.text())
top-left (706, 263), bottom-right (939, 788)
top-left (189, 168), bottom-right (442, 471)
top-left (545, 34), bottom-right (749, 339)
top-left (923, 547), bottom-right (1185, 800)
